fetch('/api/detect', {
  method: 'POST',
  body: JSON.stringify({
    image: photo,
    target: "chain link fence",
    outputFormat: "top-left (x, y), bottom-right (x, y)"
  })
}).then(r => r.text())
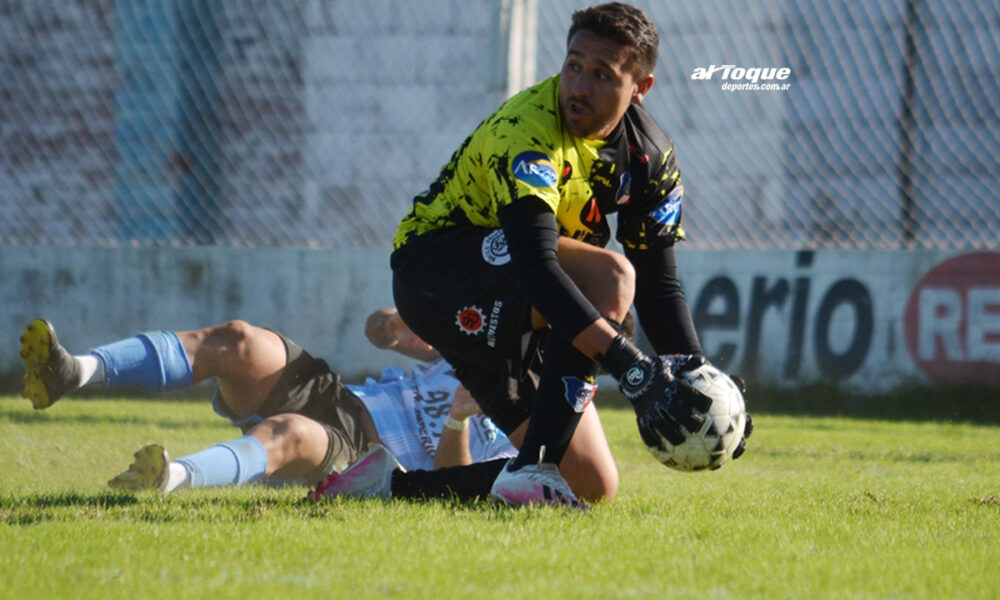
top-left (538, 0), bottom-right (1000, 250)
top-left (2, 0), bottom-right (998, 249)
top-left (1, 0), bottom-right (506, 248)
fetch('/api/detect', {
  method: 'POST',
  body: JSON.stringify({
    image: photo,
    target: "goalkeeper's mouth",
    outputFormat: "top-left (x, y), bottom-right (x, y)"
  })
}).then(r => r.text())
top-left (564, 97), bottom-right (592, 120)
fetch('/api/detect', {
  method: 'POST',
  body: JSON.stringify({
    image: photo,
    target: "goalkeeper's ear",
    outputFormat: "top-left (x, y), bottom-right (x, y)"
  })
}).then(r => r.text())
top-left (631, 74), bottom-right (654, 104)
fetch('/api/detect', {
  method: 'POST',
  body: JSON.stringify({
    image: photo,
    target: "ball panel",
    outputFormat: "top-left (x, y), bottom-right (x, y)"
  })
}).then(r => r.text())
top-left (644, 361), bottom-right (748, 472)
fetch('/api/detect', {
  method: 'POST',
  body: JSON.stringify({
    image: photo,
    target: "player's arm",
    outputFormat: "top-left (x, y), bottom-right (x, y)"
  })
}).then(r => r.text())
top-left (499, 196), bottom-right (700, 413)
top-left (432, 385), bottom-right (480, 469)
top-left (618, 154), bottom-right (753, 459)
top-left (617, 142), bottom-right (702, 355)
top-left (625, 244), bottom-right (702, 356)
top-left (500, 197), bottom-right (717, 465)
top-left (497, 196), bottom-right (615, 357)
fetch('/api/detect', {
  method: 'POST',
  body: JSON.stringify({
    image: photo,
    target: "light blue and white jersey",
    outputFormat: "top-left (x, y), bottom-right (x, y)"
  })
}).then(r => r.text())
top-left (347, 360), bottom-right (517, 471)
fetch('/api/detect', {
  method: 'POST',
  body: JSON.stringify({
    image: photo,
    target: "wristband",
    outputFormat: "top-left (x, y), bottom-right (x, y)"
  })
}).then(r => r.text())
top-left (595, 334), bottom-right (647, 381)
top-left (444, 416), bottom-right (469, 431)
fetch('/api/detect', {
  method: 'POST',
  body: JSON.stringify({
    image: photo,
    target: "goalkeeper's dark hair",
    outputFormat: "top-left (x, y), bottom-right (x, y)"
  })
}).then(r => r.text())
top-left (567, 3), bottom-right (659, 80)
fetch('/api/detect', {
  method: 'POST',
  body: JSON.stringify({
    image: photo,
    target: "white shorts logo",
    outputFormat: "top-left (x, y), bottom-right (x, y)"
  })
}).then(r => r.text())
top-left (481, 229), bottom-right (511, 266)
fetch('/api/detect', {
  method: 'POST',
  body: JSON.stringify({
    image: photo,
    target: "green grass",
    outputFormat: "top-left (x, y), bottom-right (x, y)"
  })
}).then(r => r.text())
top-left (1, 396), bottom-right (998, 599)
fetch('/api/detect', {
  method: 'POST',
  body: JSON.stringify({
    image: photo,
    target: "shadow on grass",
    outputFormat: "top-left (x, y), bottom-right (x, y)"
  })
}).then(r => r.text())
top-left (0, 410), bottom-right (219, 429)
top-left (0, 491), bottom-right (140, 509)
top-left (0, 491), bottom-right (314, 526)
top-left (597, 381), bottom-right (1000, 425)
top-left (746, 382), bottom-right (1000, 425)
top-left (0, 492), bottom-right (139, 525)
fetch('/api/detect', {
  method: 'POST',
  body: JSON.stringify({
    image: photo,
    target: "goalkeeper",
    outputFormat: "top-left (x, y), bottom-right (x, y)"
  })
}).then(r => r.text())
top-left (389, 3), bottom-right (749, 508)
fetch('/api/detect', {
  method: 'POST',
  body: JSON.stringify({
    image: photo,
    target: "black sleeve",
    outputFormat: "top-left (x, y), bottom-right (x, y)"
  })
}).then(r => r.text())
top-left (625, 244), bottom-right (703, 356)
top-left (498, 197), bottom-right (602, 342)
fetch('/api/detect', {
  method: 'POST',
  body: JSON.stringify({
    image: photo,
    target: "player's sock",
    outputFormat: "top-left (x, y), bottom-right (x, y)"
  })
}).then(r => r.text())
top-left (89, 331), bottom-right (193, 392)
top-left (74, 354), bottom-right (105, 386)
top-left (164, 462), bottom-right (193, 493)
top-left (511, 333), bottom-right (599, 469)
top-left (174, 436), bottom-right (268, 488)
top-left (390, 459), bottom-right (507, 501)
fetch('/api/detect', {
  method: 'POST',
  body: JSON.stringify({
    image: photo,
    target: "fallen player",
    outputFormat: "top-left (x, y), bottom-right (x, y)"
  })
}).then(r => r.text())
top-left (19, 314), bottom-right (515, 492)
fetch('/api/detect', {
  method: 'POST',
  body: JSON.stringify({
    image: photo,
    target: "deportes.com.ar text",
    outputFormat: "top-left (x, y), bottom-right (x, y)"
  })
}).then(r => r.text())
top-left (720, 81), bottom-right (792, 92)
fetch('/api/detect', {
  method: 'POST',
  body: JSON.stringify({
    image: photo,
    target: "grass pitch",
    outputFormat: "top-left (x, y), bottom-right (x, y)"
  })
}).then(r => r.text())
top-left (1, 395), bottom-right (998, 599)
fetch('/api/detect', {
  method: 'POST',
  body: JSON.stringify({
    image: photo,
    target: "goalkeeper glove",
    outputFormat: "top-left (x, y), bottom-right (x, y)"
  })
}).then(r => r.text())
top-left (597, 335), bottom-right (712, 448)
top-left (726, 374), bottom-right (753, 459)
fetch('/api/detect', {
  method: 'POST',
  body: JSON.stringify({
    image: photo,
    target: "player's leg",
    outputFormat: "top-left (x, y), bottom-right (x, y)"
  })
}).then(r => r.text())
top-left (20, 319), bottom-right (87, 409)
top-left (20, 318), bottom-right (195, 409)
top-left (528, 235), bottom-right (635, 328)
top-left (492, 238), bottom-right (632, 505)
top-left (176, 319), bottom-right (287, 419)
top-left (317, 353), bottom-right (616, 504)
top-left (109, 413), bottom-right (337, 492)
top-left (490, 402), bottom-right (616, 503)
top-left (540, 238), bottom-right (632, 501)
top-left (139, 334), bottom-right (378, 491)
top-left (245, 413), bottom-right (335, 480)
top-left (552, 403), bottom-right (619, 501)
top-left (19, 318), bottom-right (285, 413)
top-left (313, 403), bottom-right (617, 504)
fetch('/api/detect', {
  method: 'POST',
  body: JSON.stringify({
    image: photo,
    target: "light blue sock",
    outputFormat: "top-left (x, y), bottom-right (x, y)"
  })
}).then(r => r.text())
top-left (175, 436), bottom-right (268, 488)
top-left (90, 331), bottom-right (193, 392)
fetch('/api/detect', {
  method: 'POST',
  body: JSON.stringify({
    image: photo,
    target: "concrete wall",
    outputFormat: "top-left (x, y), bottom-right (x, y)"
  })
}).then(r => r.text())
top-left (3, 246), bottom-right (998, 390)
top-left (0, 1), bottom-right (508, 248)
top-left (0, 245), bottom-right (402, 382)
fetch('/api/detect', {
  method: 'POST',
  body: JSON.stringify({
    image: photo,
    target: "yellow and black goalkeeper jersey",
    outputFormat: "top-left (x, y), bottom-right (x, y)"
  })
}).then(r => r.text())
top-left (393, 75), bottom-right (685, 252)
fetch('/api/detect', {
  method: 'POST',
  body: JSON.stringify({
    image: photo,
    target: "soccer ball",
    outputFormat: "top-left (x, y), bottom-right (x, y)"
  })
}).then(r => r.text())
top-left (646, 360), bottom-right (748, 472)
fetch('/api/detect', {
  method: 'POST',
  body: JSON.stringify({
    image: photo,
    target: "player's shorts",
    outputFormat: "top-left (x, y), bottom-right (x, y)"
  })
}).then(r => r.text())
top-left (212, 333), bottom-right (380, 483)
top-left (392, 226), bottom-right (542, 433)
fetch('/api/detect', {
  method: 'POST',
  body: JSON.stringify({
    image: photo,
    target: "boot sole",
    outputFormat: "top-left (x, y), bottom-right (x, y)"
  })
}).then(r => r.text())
top-left (20, 319), bottom-right (54, 410)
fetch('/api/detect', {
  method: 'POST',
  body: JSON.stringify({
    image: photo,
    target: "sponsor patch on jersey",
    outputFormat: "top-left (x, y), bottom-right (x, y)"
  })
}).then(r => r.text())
top-left (616, 172), bottom-right (632, 205)
top-left (455, 306), bottom-right (485, 335)
top-left (650, 185), bottom-right (684, 225)
top-left (481, 229), bottom-right (511, 266)
top-left (561, 376), bottom-right (597, 413)
top-left (512, 151), bottom-right (558, 188)
top-left (486, 300), bottom-right (503, 348)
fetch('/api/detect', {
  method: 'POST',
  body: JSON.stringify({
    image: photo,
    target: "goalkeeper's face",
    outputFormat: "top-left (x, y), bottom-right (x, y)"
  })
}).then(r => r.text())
top-left (559, 30), bottom-right (654, 140)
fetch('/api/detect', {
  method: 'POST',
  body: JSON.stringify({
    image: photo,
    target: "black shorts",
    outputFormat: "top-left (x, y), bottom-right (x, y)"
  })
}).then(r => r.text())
top-left (392, 227), bottom-right (541, 433)
top-left (213, 333), bottom-right (379, 482)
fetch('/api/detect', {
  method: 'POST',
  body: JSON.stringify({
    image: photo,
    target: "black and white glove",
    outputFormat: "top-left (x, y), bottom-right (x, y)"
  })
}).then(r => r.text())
top-left (726, 374), bottom-right (753, 459)
top-left (598, 335), bottom-right (712, 449)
